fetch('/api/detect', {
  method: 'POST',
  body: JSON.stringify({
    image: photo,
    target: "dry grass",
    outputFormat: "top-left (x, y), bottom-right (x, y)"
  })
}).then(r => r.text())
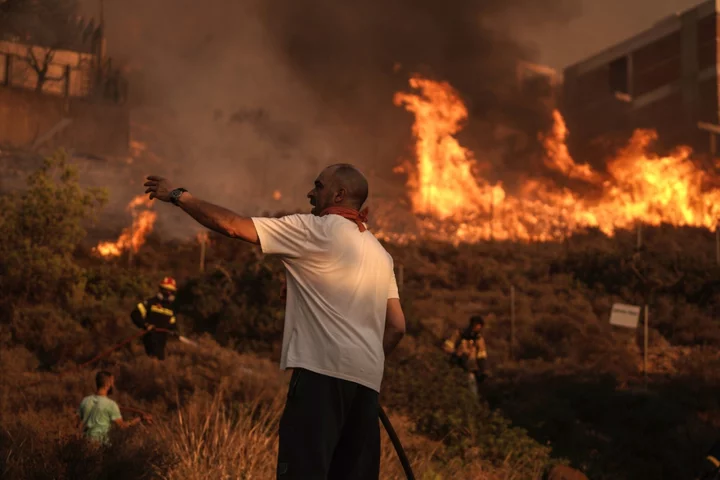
top-left (156, 392), bottom-right (283, 479)
top-left (1, 334), bottom-right (531, 480)
top-left (155, 392), bottom-right (534, 480)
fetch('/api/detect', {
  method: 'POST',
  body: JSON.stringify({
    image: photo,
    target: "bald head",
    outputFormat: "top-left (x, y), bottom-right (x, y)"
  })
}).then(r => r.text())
top-left (308, 163), bottom-right (369, 214)
top-left (327, 164), bottom-right (368, 210)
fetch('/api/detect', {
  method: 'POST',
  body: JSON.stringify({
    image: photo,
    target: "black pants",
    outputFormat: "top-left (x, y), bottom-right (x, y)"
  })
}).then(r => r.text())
top-left (277, 368), bottom-right (380, 479)
top-left (142, 331), bottom-right (168, 360)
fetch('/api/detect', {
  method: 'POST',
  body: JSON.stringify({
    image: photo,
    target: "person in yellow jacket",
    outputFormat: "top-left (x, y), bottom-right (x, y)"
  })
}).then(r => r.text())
top-left (443, 315), bottom-right (488, 396)
top-left (130, 277), bottom-right (178, 360)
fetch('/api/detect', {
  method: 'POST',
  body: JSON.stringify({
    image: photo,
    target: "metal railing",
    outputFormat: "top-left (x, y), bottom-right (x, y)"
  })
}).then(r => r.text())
top-left (0, 50), bottom-right (127, 104)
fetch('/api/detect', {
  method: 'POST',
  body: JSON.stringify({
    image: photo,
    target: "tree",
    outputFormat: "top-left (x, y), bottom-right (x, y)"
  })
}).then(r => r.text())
top-left (0, 149), bottom-right (107, 309)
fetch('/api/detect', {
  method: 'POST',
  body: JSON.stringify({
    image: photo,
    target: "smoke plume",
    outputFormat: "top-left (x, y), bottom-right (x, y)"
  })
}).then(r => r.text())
top-left (76, 0), bottom-right (578, 234)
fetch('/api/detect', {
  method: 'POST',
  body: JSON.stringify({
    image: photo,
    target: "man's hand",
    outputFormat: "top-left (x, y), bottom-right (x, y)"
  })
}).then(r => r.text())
top-left (145, 324), bottom-right (155, 331)
top-left (143, 176), bottom-right (176, 202)
top-left (142, 176), bottom-right (260, 244)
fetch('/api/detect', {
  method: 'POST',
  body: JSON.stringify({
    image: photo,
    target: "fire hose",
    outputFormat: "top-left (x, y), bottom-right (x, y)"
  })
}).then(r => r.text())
top-left (28, 328), bottom-right (416, 479)
top-left (24, 328), bottom-right (189, 387)
top-left (66, 328), bottom-right (194, 375)
top-left (379, 405), bottom-right (416, 480)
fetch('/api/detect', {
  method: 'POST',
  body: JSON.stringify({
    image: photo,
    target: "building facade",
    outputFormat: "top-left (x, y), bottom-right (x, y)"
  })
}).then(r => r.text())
top-left (562, 0), bottom-right (720, 158)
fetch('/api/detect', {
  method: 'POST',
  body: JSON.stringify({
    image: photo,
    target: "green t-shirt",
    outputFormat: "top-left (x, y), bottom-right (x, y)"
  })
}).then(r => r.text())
top-left (78, 394), bottom-right (122, 442)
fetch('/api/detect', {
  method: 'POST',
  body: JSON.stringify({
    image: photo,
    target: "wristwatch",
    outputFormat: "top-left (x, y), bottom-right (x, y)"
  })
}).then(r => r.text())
top-left (169, 188), bottom-right (188, 205)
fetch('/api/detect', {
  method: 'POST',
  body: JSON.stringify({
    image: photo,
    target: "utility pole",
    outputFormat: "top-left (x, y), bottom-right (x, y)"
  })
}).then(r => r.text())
top-left (636, 221), bottom-right (643, 249)
top-left (199, 233), bottom-right (207, 273)
top-left (643, 305), bottom-right (649, 391)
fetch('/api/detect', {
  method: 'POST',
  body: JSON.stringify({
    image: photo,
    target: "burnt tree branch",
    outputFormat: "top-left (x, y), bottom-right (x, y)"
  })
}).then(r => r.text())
top-left (25, 46), bottom-right (58, 91)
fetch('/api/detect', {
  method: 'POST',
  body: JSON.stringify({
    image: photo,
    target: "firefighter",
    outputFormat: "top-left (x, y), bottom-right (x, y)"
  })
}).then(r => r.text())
top-left (130, 277), bottom-right (178, 360)
top-left (443, 315), bottom-right (488, 396)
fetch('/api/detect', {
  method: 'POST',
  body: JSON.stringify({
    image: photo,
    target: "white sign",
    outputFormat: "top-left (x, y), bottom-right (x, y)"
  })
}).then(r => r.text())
top-left (609, 303), bottom-right (641, 329)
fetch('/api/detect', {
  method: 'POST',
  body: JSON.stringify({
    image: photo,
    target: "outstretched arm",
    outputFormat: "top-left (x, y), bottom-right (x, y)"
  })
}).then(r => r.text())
top-left (176, 193), bottom-right (258, 244)
top-left (113, 417), bottom-right (142, 429)
top-left (143, 176), bottom-right (259, 244)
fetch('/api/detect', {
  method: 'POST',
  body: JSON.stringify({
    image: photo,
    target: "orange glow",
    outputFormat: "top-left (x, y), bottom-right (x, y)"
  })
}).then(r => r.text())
top-left (273, 190), bottom-right (282, 201)
top-left (388, 75), bottom-right (720, 243)
top-left (130, 140), bottom-right (147, 157)
top-left (94, 195), bottom-right (157, 257)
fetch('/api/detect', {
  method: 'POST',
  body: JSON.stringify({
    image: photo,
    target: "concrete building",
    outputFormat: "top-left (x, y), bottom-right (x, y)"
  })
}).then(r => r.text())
top-left (562, 0), bottom-right (720, 158)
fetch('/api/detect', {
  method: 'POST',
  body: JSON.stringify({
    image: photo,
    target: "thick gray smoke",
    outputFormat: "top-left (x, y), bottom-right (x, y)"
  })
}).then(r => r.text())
top-left (258, 1), bottom-right (578, 179)
top-left (77, 0), bottom-right (578, 234)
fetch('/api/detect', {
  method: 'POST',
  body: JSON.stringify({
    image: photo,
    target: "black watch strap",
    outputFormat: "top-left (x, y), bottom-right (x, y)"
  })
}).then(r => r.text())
top-left (170, 188), bottom-right (188, 205)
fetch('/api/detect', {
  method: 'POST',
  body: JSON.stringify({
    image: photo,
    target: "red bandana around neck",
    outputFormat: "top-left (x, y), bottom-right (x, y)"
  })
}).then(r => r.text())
top-left (320, 206), bottom-right (369, 232)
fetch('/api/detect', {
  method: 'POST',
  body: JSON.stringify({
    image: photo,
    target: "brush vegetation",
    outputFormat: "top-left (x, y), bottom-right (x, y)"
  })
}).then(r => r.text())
top-left (2, 151), bottom-right (719, 479)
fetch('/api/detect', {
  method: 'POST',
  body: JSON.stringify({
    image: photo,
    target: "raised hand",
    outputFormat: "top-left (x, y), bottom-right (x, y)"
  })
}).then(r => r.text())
top-left (143, 176), bottom-right (175, 202)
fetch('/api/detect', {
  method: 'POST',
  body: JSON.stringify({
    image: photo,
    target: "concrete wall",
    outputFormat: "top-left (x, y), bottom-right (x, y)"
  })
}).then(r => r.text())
top-left (0, 86), bottom-right (129, 157)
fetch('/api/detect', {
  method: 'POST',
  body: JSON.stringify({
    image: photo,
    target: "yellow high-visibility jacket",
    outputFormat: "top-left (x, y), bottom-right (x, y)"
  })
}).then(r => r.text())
top-left (443, 328), bottom-right (487, 372)
top-left (130, 296), bottom-right (177, 331)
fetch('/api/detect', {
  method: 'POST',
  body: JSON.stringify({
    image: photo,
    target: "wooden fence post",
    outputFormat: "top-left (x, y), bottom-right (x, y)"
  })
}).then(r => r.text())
top-left (510, 285), bottom-right (516, 360)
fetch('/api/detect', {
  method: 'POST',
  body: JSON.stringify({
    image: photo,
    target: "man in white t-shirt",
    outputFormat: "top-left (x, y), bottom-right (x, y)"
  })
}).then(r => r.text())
top-left (143, 163), bottom-right (407, 479)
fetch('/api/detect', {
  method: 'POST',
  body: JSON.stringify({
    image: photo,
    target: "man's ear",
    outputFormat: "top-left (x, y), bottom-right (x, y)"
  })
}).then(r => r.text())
top-left (334, 188), bottom-right (346, 203)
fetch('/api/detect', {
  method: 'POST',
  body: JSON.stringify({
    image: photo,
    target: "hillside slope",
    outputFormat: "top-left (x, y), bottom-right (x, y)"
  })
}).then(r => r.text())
top-left (3, 153), bottom-right (720, 479)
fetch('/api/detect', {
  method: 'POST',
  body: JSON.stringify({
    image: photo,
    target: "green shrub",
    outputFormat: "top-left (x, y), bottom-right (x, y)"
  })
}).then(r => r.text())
top-left (175, 259), bottom-right (285, 351)
top-left (10, 305), bottom-right (89, 368)
top-left (0, 150), bottom-right (106, 308)
top-left (382, 350), bottom-right (554, 474)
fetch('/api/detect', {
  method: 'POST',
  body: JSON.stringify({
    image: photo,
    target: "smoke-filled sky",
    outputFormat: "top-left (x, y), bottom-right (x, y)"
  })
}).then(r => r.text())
top-left (517, 0), bottom-right (702, 69)
top-left (76, 0), bottom-right (705, 225)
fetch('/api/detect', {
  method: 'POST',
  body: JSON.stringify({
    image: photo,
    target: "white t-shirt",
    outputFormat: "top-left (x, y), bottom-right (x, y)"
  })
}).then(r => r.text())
top-left (251, 213), bottom-right (400, 392)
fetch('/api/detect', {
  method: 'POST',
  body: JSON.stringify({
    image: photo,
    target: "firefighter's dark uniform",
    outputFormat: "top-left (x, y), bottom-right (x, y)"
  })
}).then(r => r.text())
top-left (131, 296), bottom-right (177, 360)
top-left (443, 325), bottom-right (488, 394)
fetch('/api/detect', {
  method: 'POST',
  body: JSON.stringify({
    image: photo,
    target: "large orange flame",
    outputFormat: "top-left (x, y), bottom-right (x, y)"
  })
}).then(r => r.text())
top-left (540, 110), bottom-right (601, 184)
top-left (390, 75), bottom-right (720, 243)
top-left (94, 194), bottom-right (157, 257)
